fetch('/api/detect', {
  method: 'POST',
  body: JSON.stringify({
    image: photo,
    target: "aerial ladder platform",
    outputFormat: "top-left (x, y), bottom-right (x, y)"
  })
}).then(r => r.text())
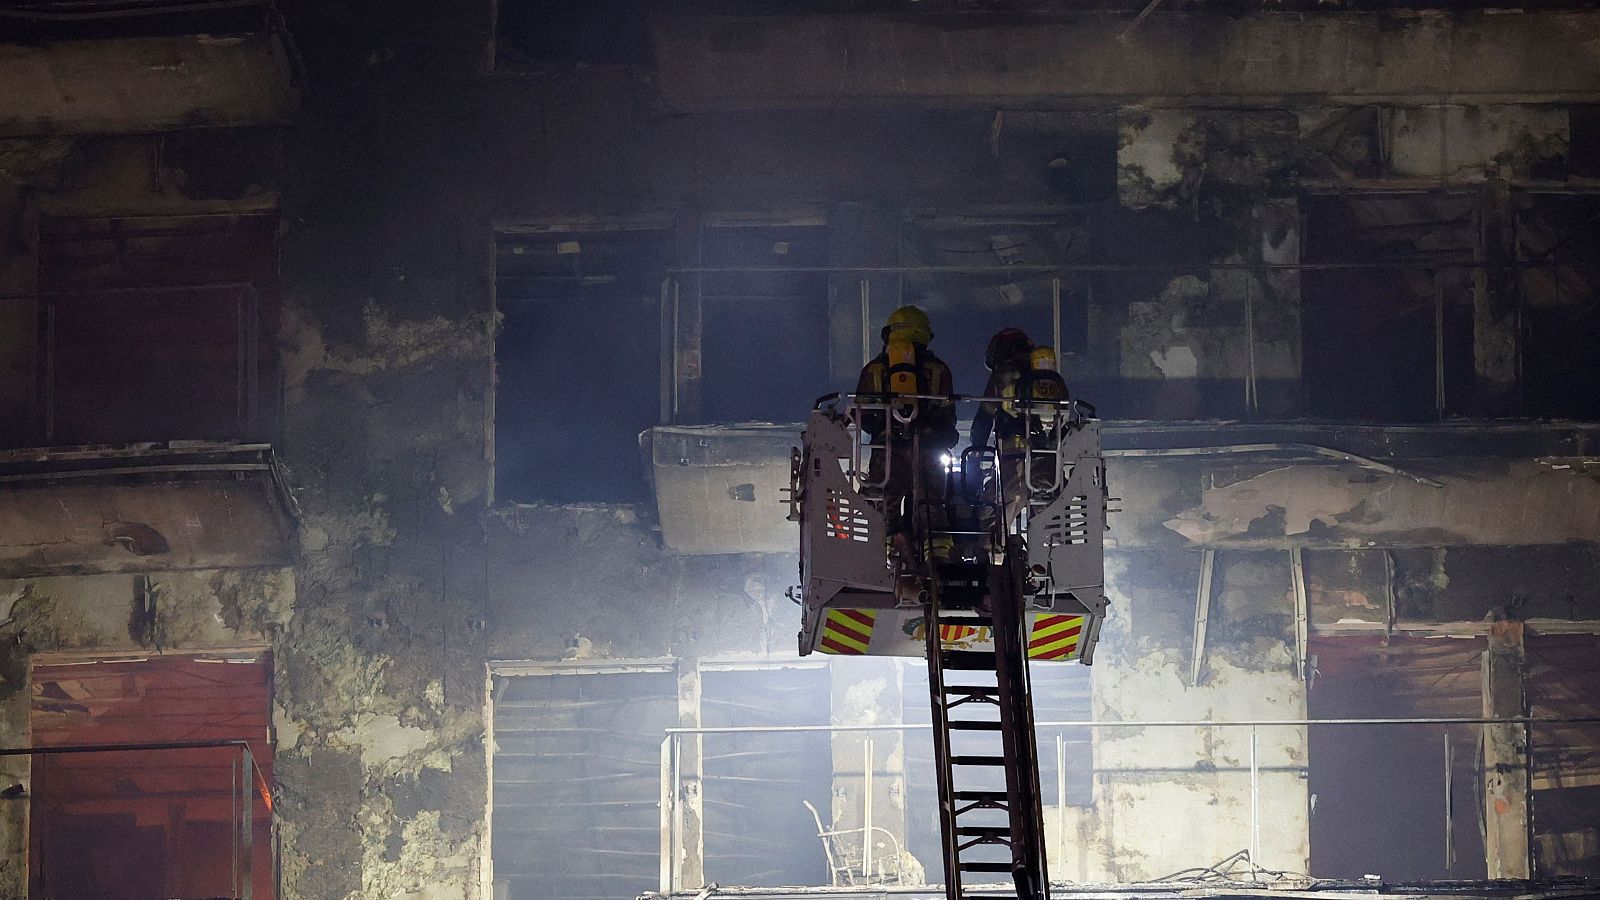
top-left (789, 392), bottom-right (1111, 900)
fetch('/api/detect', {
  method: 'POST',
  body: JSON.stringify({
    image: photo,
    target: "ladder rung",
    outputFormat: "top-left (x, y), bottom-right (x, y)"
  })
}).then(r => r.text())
top-left (947, 720), bottom-right (1003, 731)
top-left (943, 685), bottom-right (999, 697)
top-left (942, 650), bottom-right (997, 670)
top-left (953, 790), bottom-right (1008, 802)
top-left (951, 755), bottom-right (1006, 766)
top-left (958, 862), bottom-right (1014, 873)
top-left (956, 826), bottom-right (1010, 838)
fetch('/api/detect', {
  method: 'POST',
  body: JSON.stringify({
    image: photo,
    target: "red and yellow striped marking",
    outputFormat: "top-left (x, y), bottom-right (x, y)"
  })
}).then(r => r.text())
top-left (938, 623), bottom-right (980, 645)
top-left (820, 609), bottom-right (876, 655)
top-left (1028, 614), bottom-right (1085, 660)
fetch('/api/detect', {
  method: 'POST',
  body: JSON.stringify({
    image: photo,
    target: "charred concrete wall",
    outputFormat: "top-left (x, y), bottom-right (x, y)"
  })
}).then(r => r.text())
top-left (1, 1), bottom-right (1599, 896)
top-left (1065, 551), bottom-right (1308, 881)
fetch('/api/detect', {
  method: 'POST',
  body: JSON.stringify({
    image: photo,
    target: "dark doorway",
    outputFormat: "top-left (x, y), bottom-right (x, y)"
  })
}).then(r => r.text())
top-left (1307, 636), bottom-right (1487, 881)
top-left (495, 226), bottom-right (669, 504)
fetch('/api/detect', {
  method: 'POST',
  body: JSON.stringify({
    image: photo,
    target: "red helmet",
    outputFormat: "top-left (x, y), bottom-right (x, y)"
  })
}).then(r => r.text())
top-left (985, 328), bottom-right (1033, 370)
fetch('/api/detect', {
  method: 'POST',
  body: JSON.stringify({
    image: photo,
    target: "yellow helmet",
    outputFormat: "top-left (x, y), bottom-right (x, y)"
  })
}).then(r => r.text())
top-left (885, 305), bottom-right (933, 345)
top-left (1030, 346), bottom-right (1058, 371)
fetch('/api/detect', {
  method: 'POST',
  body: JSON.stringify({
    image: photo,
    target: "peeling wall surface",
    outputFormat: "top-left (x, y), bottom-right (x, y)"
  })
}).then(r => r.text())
top-left (0, 1), bottom-right (1598, 897)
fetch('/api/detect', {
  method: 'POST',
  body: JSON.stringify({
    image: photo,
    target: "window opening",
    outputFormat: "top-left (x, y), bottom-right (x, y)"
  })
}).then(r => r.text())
top-left (1301, 194), bottom-right (1477, 421)
top-left (692, 221), bottom-right (831, 424)
top-left (1524, 633), bottom-right (1600, 875)
top-left (495, 226), bottom-right (669, 503)
top-left (700, 664), bottom-right (832, 886)
top-left (490, 669), bottom-right (677, 900)
top-left (1515, 193), bottom-right (1600, 420)
top-left (1306, 636), bottom-right (1487, 881)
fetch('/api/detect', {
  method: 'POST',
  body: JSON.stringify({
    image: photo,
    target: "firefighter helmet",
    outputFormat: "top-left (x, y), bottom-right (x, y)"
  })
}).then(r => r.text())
top-left (985, 328), bottom-right (1033, 370)
top-left (885, 305), bottom-right (934, 346)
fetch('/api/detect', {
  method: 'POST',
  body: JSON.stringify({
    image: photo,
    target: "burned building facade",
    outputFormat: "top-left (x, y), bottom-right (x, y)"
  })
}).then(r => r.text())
top-left (1, 1), bottom-right (1599, 898)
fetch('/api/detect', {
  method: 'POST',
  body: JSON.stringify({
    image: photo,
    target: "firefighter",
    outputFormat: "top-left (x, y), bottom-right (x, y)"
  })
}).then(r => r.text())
top-left (855, 305), bottom-right (958, 561)
top-left (1020, 345), bottom-right (1070, 492)
top-left (969, 328), bottom-right (1035, 533)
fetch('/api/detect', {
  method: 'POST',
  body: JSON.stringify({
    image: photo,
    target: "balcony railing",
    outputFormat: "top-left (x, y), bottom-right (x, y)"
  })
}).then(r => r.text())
top-left (656, 716), bottom-right (1600, 892)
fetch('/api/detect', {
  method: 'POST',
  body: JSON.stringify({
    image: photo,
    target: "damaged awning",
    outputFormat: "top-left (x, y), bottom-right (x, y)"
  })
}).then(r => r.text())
top-left (0, 443), bottom-right (296, 578)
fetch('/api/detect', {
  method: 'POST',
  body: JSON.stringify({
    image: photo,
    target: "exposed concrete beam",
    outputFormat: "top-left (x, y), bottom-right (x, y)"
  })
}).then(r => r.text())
top-left (1481, 619), bottom-right (1531, 879)
top-left (0, 33), bottom-right (297, 137)
top-left (652, 12), bottom-right (1600, 110)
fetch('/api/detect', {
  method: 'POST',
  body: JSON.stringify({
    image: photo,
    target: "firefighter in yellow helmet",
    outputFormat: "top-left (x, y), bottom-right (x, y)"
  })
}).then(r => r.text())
top-left (969, 327), bottom-right (1035, 533)
top-left (1020, 345), bottom-right (1071, 491)
top-left (855, 305), bottom-right (958, 561)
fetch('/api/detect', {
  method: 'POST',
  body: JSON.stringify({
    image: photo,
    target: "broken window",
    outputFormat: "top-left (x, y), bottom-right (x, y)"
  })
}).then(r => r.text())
top-left (1515, 193), bottom-right (1600, 420)
top-left (691, 220), bottom-right (831, 423)
top-left (495, 226), bottom-right (669, 504)
top-left (1307, 636), bottom-right (1488, 881)
top-left (29, 653), bottom-right (275, 900)
top-left (897, 215), bottom-right (1091, 397)
top-left (34, 214), bottom-right (280, 447)
top-left (700, 662), bottom-right (832, 886)
top-left (490, 666), bottom-right (678, 900)
top-left (1301, 194), bottom-right (1478, 422)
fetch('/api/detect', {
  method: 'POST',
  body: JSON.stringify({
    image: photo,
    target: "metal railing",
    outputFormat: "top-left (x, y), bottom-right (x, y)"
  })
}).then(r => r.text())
top-left (0, 739), bottom-right (273, 900)
top-left (657, 716), bottom-right (1600, 892)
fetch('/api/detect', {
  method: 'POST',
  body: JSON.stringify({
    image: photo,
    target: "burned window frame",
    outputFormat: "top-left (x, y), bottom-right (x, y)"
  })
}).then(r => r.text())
top-left (492, 220), bottom-right (673, 505)
top-left (1299, 190), bottom-right (1483, 422)
top-left (665, 213), bottom-right (834, 426)
top-left (1512, 188), bottom-right (1600, 421)
top-left (487, 659), bottom-right (682, 900)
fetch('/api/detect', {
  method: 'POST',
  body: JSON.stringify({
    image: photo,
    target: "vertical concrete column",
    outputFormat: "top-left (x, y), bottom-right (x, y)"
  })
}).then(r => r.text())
top-left (670, 219), bottom-right (705, 423)
top-left (1481, 618), bottom-right (1531, 879)
top-left (829, 657), bottom-right (909, 884)
top-left (1253, 199), bottom-right (1304, 416)
top-left (1475, 181), bottom-right (1519, 415)
top-left (676, 659), bottom-right (705, 888)
top-left (828, 204), bottom-right (903, 391)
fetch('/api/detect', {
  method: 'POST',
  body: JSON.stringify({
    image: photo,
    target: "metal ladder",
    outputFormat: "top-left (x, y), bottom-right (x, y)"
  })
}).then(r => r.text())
top-left (924, 549), bottom-right (1050, 900)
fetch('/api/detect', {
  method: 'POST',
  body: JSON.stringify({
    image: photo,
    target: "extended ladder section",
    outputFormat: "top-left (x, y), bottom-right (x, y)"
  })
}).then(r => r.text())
top-left (791, 393), bottom-right (1111, 900)
top-left (925, 552), bottom-right (1050, 900)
